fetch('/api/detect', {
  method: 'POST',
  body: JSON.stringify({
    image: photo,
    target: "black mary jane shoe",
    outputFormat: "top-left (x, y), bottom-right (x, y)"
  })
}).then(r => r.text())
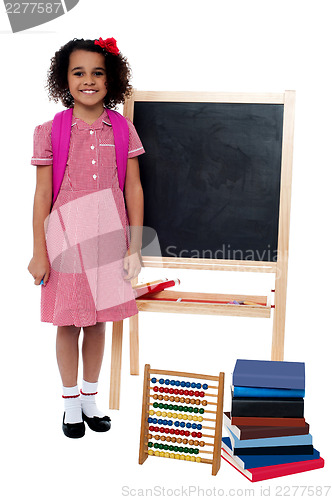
top-left (62, 413), bottom-right (85, 439)
top-left (82, 412), bottom-right (111, 432)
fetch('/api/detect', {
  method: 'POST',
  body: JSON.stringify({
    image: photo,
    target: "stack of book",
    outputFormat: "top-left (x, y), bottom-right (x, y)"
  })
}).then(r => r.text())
top-left (221, 359), bottom-right (324, 482)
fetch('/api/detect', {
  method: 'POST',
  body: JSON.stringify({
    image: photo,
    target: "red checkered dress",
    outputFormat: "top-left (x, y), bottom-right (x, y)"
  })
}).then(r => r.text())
top-left (31, 109), bottom-right (145, 326)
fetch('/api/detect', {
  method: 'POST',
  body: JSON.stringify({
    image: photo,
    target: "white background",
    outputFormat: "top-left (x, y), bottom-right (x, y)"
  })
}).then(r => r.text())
top-left (0, 1), bottom-right (331, 498)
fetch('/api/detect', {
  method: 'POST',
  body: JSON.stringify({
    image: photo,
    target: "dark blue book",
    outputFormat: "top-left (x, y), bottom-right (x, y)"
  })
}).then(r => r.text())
top-left (222, 437), bottom-right (320, 469)
top-left (232, 360), bottom-right (305, 390)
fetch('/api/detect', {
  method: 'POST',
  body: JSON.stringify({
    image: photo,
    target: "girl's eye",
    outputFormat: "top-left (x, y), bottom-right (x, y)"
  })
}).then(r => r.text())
top-left (94, 72), bottom-right (104, 76)
top-left (74, 72), bottom-right (83, 76)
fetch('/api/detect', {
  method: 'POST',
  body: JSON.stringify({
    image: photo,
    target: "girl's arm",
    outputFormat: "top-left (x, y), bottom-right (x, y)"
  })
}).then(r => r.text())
top-left (27, 165), bottom-right (53, 285)
top-left (123, 157), bottom-right (144, 280)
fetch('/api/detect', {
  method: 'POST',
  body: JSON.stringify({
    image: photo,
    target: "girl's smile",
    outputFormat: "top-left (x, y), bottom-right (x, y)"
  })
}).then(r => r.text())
top-left (67, 50), bottom-right (108, 113)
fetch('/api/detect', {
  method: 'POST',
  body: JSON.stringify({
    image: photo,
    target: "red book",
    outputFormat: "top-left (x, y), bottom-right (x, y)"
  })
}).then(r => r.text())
top-left (221, 448), bottom-right (324, 482)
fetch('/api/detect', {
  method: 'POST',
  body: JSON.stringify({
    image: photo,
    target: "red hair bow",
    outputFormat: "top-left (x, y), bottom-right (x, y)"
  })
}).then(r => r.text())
top-left (95, 37), bottom-right (120, 56)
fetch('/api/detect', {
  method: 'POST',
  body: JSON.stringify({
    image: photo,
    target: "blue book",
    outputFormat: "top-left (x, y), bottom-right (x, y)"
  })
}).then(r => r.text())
top-left (226, 426), bottom-right (313, 449)
top-left (222, 437), bottom-right (319, 469)
top-left (226, 427), bottom-right (313, 455)
top-left (232, 386), bottom-right (305, 398)
top-left (232, 359), bottom-right (305, 390)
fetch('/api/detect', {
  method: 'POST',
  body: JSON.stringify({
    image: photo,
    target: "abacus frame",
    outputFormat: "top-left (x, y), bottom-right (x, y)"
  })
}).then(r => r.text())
top-left (139, 364), bottom-right (225, 476)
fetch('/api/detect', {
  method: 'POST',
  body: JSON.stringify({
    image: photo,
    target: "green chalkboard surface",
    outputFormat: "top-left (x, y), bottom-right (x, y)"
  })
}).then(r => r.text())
top-left (133, 101), bottom-right (284, 262)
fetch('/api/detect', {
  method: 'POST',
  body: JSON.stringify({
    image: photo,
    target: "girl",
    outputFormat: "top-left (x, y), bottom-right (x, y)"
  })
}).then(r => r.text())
top-left (28, 38), bottom-right (144, 438)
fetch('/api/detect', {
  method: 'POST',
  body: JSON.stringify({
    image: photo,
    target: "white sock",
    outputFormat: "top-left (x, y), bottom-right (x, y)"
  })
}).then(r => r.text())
top-left (63, 385), bottom-right (82, 424)
top-left (80, 380), bottom-right (106, 418)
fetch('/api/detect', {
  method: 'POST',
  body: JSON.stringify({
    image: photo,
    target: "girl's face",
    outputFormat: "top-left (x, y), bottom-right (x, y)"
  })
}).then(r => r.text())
top-left (67, 50), bottom-right (108, 111)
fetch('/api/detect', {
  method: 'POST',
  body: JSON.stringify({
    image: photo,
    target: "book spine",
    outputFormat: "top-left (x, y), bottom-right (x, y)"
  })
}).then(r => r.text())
top-left (231, 398), bottom-right (304, 418)
top-left (231, 416), bottom-right (306, 427)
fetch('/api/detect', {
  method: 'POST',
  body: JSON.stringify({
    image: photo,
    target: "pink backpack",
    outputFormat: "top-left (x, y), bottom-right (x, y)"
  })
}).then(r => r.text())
top-left (51, 108), bottom-right (129, 205)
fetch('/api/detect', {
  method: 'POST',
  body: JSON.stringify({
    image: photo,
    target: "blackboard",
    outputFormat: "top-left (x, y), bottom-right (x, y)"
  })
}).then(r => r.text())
top-left (133, 101), bottom-right (284, 263)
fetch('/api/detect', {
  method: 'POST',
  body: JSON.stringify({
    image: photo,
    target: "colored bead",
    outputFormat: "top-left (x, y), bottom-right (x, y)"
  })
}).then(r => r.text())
top-left (148, 450), bottom-right (153, 456)
top-left (170, 396), bottom-right (175, 402)
top-left (185, 431), bottom-right (190, 437)
top-left (189, 390), bottom-right (194, 396)
top-left (174, 421), bottom-right (179, 427)
top-left (197, 432), bottom-right (202, 438)
top-left (164, 395), bottom-right (169, 401)
top-left (167, 412), bottom-right (173, 418)
top-left (194, 440), bottom-right (199, 446)
top-left (175, 381), bottom-right (180, 387)
top-left (196, 457), bottom-right (201, 462)
top-left (164, 387), bottom-right (169, 393)
top-left (180, 455), bottom-right (185, 460)
top-left (168, 420), bottom-right (173, 426)
top-left (196, 383), bottom-right (201, 389)
top-left (165, 452), bottom-right (170, 458)
top-left (175, 396), bottom-right (180, 402)
top-left (191, 382), bottom-right (196, 388)
top-left (193, 408), bottom-right (198, 414)
top-left (197, 424), bottom-right (202, 430)
top-left (161, 436), bottom-right (166, 441)
top-left (199, 409), bottom-right (204, 414)
top-left (189, 439), bottom-right (194, 445)
top-left (199, 391), bottom-right (205, 397)
top-left (180, 422), bottom-right (186, 428)
top-left (180, 397), bottom-right (185, 403)
top-left (160, 452), bottom-right (165, 457)
top-left (179, 430), bottom-right (184, 436)
top-left (148, 442), bottom-right (153, 448)
top-left (200, 441), bottom-right (205, 447)
top-left (153, 386), bottom-right (158, 392)
top-left (202, 400), bottom-right (207, 406)
top-left (179, 390), bottom-right (184, 396)
top-left (169, 388), bottom-right (174, 394)
top-left (198, 416), bottom-right (203, 422)
top-left (165, 436), bottom-right (171, 442)
top-left (170, 453), bottom-right (175, 459)
top-left (165, 428), bottom-right (170, 434)
top-left (170, 380), bottom-right (175, 386)
top-left (184, 390), bottom-right (189, 396)
top-left (186, 423), bottom-right (191, 428)
top-left (192, 423), bottom-right (197, 429)
top-left (158, 395), bottom-right (163, 400)
top-left (151, 378), bottom-right (157, 383)
top-left (181, 381), bottom-right (186, 387)
top-left (203, 384), bottom-right (208, 390)
top-left (192, 431), bottom-right (197, 437)
top-left (159, 378), bottom-right (164, 384)
top-left (186, 382), bottom-right (191, 388)
top-left (196, 399), bottom-right (200, 405)
top-left (194, 449), bottom-right (199, 455)
top-left (175, 454), bottom-right (180, 460)
top-left (159, 387), bottom-right (164, 393)
top-left (155, 451), bottom-right (160, 457)
top-left (153, 394), bottom-right (158, 400)
top-left (165, 379), bottom-right (170, 385)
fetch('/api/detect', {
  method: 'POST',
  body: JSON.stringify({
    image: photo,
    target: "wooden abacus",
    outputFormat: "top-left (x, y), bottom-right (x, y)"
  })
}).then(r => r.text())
top-left (139, 365), bottom-right (225, 475)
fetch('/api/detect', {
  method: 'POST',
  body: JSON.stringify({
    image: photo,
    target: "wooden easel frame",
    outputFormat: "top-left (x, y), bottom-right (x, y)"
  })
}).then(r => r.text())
top-left (139, 364), bottom-right (225, 475)
top-left (109, 91), bottom-right (295, 409)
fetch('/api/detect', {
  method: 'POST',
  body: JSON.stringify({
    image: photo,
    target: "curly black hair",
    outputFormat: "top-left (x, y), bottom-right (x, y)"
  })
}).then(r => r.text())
top-left (46, 38), bottom-right (132, 109)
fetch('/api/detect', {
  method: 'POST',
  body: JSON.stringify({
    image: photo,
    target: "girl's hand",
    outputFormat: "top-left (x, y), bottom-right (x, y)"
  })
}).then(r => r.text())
top-left (27, 254), bottom-right (50, 285)
top-left (123, 249), bottom-right (141, 281)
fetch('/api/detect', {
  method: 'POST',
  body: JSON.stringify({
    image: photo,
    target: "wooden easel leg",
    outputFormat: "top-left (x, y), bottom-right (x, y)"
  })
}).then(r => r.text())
top-left (271, 265), bottom-right (286, 361)
top-left (109, 320), bottom-right (123, 410)
top-left (129, 313), bottom-right (139, 375)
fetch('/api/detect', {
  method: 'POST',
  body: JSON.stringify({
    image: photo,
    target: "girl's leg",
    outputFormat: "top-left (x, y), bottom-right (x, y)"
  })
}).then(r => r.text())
top-left (56, 325), bottom-right (81, 386)
top-left (81, 322), bottom-right (109, 421)
top-left (56, 325), bottom-right (82, 428)
top-left (82, 321), bottom-right (106, 382)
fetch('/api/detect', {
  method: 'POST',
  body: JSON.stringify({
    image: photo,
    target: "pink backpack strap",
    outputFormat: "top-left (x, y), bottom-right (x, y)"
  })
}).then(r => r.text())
top-left (106, 109), bottom-right (129, 191)
top-left (51, 108), bottom-right (129, 206)
top-left (51, 108), bottom-right (73, 205)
